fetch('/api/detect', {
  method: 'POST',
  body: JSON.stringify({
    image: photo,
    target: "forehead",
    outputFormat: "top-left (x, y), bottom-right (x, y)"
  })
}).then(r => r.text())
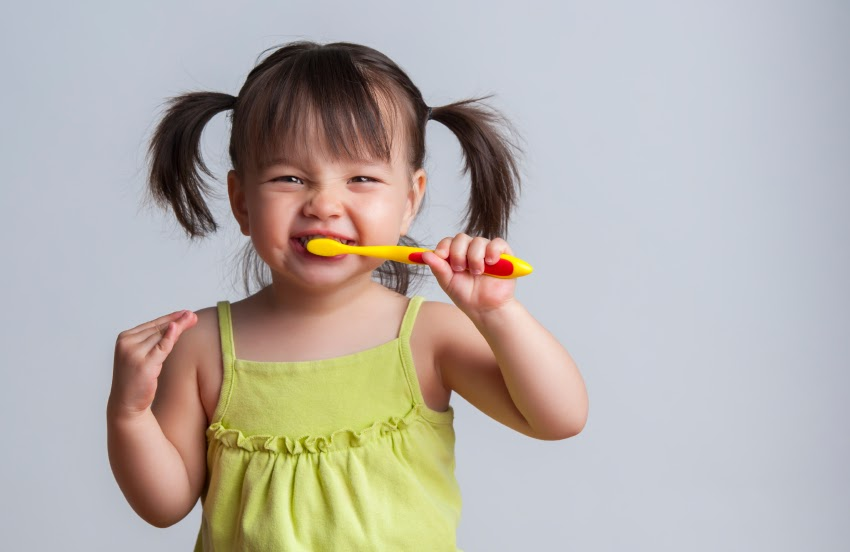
top-left (256, 100), bottom-right (409, 173)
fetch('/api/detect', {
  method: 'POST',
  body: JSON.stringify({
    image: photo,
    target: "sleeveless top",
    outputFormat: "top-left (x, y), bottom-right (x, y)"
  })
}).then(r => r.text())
top-left (193, 296), bottom-right (464, 551)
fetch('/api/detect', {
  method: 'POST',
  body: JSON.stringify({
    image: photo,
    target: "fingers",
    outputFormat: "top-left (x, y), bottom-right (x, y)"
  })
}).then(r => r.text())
top-left (111, 310), bottom-right (198, 415)
top-left (466, 237), bottom-right (490, 275)
top-left (122, 310), bottom-right (195, 340)
top-left (431, 234), bottom-right (511, 275)
top-left (120, 311), bottom-right (196, 356)
top-left (115, 311), bottom-right (197, 374)
top-left (448, 234), bottom-right (474, 273)
top-left (432, 237), bottom-right (453, 261)
top-left (421, 250), bottom-right (453, 286)
top-left (485, 238), bottom-right (512, 263)
top-left (140, 311), bottom-right (196, 360)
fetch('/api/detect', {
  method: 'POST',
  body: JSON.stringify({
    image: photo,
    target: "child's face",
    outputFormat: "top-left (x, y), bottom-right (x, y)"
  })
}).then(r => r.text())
top-left (228, 131), bottom-right (426, 289)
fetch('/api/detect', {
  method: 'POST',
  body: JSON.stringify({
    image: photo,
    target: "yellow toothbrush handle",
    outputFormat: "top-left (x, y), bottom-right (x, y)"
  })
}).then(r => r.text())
top-left (352, 245), bottom-right (430, 264)
top-left (357, 245), bottom-right (533, 279)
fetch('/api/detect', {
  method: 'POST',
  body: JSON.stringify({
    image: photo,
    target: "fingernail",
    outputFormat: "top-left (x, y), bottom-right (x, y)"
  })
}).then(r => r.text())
top-left (453, 265), bottom-right (463, 271)
top-left (472, 269), bottom-right (482, 275)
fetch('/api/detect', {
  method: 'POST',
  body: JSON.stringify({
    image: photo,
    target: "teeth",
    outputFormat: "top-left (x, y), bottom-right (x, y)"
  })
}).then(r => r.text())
top-left (299, 235), bottom-right (349, 246)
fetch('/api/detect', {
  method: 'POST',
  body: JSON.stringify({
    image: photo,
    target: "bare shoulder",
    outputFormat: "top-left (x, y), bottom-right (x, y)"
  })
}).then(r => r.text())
top-left (413, 300), bottom-right (491, 389)
top-left (168, 305), bottom-right (220, 365)
top-left (169, 304), bottom-right (223, 423)
top-left (415, 300), bottom-right (486, 352)
top-left (184, 305), bottom-right (221, 348)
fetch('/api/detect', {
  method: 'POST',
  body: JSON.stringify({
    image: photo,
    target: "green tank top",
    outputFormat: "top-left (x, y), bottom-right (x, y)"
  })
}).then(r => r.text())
top-left (193, 296), bottom-right (464, 551)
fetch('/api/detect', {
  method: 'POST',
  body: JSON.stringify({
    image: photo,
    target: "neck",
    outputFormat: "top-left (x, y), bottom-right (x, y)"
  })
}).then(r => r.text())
top-left (258, 273), bottom-right (387, 317)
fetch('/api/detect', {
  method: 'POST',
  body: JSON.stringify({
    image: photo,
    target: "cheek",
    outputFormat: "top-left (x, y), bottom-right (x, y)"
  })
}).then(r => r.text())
top-left (356, 195), bottom-right (409, 229)
top-left (246, 197), bottom-right (294, 240)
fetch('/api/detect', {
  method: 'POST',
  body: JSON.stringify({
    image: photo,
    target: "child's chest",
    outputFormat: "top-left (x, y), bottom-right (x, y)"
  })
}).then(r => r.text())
top-left (195, 337), bottom-right (451, 425)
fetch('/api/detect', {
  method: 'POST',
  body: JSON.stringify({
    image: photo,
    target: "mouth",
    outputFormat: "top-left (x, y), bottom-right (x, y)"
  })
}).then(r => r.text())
top-left (294, 234), bottom-right (355, 248)
top-left (291, 233), bottom-right (356, 259)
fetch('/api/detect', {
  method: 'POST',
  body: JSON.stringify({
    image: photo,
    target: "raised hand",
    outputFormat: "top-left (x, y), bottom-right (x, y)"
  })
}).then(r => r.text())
top-left (108, 310), bottom-right (198, 419)
top-left (421, 233), bottom-right (518, 319)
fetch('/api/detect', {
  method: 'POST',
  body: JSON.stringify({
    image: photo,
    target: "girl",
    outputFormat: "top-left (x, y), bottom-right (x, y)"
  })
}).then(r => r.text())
top-left (107, 41), bottom-right (588, 551)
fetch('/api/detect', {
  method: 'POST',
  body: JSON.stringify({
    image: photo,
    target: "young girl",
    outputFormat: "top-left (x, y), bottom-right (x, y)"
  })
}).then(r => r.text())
top-left (107, 41), bottom-right (588, 551)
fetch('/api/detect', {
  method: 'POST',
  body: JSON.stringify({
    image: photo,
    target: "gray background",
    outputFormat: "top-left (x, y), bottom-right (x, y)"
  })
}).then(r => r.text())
top-left (1, 1), bottom-right (848, 550)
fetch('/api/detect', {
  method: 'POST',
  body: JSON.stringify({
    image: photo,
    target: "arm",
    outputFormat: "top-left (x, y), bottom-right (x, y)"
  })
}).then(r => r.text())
top-left (107, 310), bottom-right (207, 527)
top-left (422, 235), bottom-right (588, 440)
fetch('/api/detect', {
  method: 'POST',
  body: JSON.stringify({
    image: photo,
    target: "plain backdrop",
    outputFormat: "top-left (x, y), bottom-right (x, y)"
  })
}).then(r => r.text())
top-left (1, 1), bottom-right (848, 550)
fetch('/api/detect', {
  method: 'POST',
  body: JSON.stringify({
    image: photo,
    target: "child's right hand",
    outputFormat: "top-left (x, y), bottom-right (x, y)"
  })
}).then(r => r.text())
top-left (109, 310), bottom-right (198, 419)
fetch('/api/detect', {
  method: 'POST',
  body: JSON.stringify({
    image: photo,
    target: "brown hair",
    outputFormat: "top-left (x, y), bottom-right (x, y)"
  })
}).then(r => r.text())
top-left (146, 41), bottom-right (522, 295)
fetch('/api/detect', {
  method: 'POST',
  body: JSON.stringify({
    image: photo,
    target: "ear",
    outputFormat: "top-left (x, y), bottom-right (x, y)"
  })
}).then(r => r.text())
top-left (401, 168), bottom-right (426, 236)
top-left (227, 170), bottom-right (250, 236)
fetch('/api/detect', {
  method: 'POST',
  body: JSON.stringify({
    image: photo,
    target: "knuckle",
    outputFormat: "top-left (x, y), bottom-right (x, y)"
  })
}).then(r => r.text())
top-left (114, 340), bottom-right (134, 358)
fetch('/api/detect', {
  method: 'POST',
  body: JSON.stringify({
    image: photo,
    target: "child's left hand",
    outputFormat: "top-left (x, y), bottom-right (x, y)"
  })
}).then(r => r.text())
top-left (421, 233), bottom-right (517, 318)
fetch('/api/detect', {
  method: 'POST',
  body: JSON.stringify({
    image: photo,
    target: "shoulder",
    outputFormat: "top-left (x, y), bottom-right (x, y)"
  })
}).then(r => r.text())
top-left (161, 303), bottom-right (221, 379)
top-left (177, 304), bottom-right (222, 358)
top-left (417, 298), bottom-right (466, 328)
top-left (415, 299), bottom-right (482, 344)
top-left (413, 298), bottom-right (491, 378)
top-left (167, 303), bottom-right (223, 422)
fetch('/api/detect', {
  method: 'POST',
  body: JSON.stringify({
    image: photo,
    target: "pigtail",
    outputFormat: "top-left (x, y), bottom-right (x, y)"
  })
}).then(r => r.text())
top-left (146, 91), bottom-right (237, 238)
top-left (429, 97), bottom-right (523, 238)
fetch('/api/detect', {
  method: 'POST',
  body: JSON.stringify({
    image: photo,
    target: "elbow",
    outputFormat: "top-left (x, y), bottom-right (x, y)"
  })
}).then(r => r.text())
top-left (565, 416), bottom-right (588, 439)
top-left (535, 381), bottom-right (589, 441)
top-left (534, 413), bottom-right (588, 441)
top-left (555, 395), bottom-right (589, 439)
top-left (521, 395), bottom-right (589, 440)
top-left (538, 424), bottom-right (584, 441)
top-left (135, 502), bottom-right (194, 529)
top-left (149, 518), bottom-right (178, 530)
top-left (564, 408), bottom-right (589, 438)
top-left (144, 511), bottom-right (187, 529)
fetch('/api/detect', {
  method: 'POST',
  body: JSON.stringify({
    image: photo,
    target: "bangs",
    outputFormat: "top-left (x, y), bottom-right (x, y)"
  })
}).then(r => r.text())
top-left (235, 46), bottom-right (403, 173)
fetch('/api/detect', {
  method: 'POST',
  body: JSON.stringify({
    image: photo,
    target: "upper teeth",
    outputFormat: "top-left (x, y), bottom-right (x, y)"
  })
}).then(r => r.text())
top-left (299, 235), bottom-right (348, 246)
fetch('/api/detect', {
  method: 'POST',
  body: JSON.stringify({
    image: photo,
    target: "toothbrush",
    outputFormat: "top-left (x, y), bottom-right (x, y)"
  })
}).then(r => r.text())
top-left (305, 238), bottom-right (533, 279)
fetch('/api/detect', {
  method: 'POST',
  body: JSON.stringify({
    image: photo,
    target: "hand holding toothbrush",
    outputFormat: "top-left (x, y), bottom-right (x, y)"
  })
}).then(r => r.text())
top-left (306, 233), bottom-right (531, 319)
top-left (420, 234), bottom-right (520, 319)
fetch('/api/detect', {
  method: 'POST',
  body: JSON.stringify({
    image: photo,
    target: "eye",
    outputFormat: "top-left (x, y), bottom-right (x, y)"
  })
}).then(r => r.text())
top-left (350, 176), bottom-right (377, 184)
top-left (271, 175), bottom-right (303, 184)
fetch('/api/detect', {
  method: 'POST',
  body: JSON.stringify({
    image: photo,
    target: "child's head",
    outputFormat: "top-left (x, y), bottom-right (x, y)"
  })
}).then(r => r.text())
top-left (229, 42), bottom-right (428, 185)
top-left (146, 41), bottom-right (521, 294)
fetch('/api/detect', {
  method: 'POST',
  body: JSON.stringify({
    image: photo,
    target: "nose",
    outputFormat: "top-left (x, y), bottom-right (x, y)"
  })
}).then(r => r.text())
top-left (302, 186), bottom-right (343, 220)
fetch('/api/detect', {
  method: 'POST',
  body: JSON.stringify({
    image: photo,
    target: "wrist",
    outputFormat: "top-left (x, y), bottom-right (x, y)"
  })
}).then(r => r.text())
top-left (467, 297), bottom-right (525, 329)
top-left (106, 396), bottom-right (152, 426)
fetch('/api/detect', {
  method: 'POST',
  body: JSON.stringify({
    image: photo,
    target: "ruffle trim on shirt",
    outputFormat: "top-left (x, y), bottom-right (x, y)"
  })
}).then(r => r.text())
top-left (207, 403), bottom-right (436, 456)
